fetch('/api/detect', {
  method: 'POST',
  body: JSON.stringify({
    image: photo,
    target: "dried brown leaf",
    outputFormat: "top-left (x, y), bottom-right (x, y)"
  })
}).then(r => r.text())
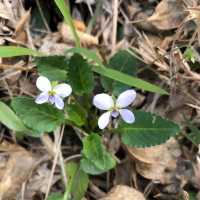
top-left (147, 0), bottom-right (186, 30)
top-left (99, 185), bottom-right (145, 200)
top-left (136, 34), bottom-right (169, 71)
top-left (0, 142), bottom-right (35, 200)
top-left (15, 9), bottom-right (31, 35)
top-left (26, 163), bottom-right (60, 194)
top-left (60, 23), bottom-right (98, 46)
top-left (0, 2), bottom-right (12, 20)
top-left (127, 138), bottom-right (181, 183)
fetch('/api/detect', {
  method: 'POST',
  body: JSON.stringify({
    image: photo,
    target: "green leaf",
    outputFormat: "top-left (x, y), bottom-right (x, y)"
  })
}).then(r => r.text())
top-left (66, 47), bottom-right (103, 66)
top-left (188, 192), bottom-right (197, 200)
top-left (0, 46), bottom-right (44, 57)
top-left (66, 48), bottom-right (167, 95)
top-left (65, 162), bottom-right (89, 200)
top-left (185, 124), bottom-right (200, 145)
top-left (0, 101), bottom-right (27, 133)
top-left (66, 102), bottom-right (87, 126)
top-left (54, 0), bottom-right (80, 47)
top-left (35, 56), bottom-right (68, 81)
top-left (11, 96), bottom-right (65, 135)
top-left (184, 47), bottom-right (197, 64)
top-left (94, 66), bottom-right (168, 95)
top-left (47, 193), bottom-right (63, 200)
top-left (118, 110), bottom-right (180, 147)
top-left (102, 50), bottom-right (139, 95)
top-left (68, 54), bottom-right (94, 95)
top-left (80, 133), bottom-right (116, 175)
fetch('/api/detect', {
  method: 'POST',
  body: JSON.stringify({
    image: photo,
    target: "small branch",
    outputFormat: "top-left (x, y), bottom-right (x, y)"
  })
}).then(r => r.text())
top-left (111, 0), bottom-right (119, 54)
top-left (35, 0), bottom-right (51, 32)
top-left (44, 126), bottom-right (65, 200)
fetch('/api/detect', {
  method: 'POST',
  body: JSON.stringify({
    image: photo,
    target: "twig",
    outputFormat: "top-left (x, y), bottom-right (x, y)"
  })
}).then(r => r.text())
top-left (20, 182), bottom-right (26, 200)
top-left (87, 0), bottom-right (103, 33)
top-left (64, 154), bottom-right (82, 163)
top-left (59, 150), bottom-right (68, 185)
top-left (72, 126), bottom-right (89, 139)
top-left (44, 126), bottom-right (65, 200)
top-left (89, 182), bottom-right (106, 199)
top-left (111, 0), bottom-right (118, 54)
top-left (35, 0), bottom-right (51, 32)
top-left (53, 130), bottom-right (68, 186)
top-left (186, 103), bottom-right (200, 111)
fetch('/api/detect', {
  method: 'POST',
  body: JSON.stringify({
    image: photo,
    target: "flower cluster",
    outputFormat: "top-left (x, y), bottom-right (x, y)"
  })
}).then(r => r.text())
top-left (35, 76), bottom-right (136, 129)
top-left (35, 76), bottom-right (72, 110)
top-left (93, 90), bottom-right (136, 129)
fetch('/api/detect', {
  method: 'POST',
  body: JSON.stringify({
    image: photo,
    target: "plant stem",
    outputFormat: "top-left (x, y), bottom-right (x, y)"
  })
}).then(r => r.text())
top-left (55, 0), bottom-right (81, 47)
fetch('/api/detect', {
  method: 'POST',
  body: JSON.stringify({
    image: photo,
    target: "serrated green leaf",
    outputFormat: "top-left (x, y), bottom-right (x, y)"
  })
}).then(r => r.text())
top-left (66, 102), bottom-right (87, 126)
top-left (68, 54), bottom-right (94, 95)
top-left (35, 56), bottom-right (68, 81)
top-left (118, 110), bottom-right (180, 147)
top-left (0, 101), bottom-right (27, 133)
top-left (66, 47), bottom-right (103, 66)
top-left (80, 133), bottom-right (116, 175)
top-left (101, 50), bottom-right (139, 95)
top-left (11, 96), bottom-right (65, 135)
top-left (66, 48), bottom-right (167, 95)
top-left (0, 46), bottom-right (44, 57)
top-left (65, 162), bottom-right (89, 200)
top-left (80, 158), bottom-right (107, 175)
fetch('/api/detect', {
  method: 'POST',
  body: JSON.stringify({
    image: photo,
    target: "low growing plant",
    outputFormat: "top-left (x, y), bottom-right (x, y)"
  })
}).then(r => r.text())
top-left (0, 0), bottom-right (181, 199)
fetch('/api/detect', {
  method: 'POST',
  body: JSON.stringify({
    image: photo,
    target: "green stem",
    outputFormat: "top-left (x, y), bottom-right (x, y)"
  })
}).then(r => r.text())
top-left (63, 180), bottom-right (73, 200)
top-left (55, 0), bottom-right (81, 47)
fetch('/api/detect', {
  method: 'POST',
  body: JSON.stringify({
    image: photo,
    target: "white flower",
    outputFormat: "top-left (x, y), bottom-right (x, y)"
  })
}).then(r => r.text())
top-left (35, 76), bottom-right (72, 110)
top-left (93, 89), bottom-right (136, 129)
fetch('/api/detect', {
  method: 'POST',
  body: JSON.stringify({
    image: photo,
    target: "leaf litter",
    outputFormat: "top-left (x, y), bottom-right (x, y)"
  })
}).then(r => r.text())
top-left (1, 0), bottom-right (200, 199)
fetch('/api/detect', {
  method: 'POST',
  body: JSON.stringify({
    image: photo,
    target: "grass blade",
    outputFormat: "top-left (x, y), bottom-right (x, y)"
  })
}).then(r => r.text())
top-left (0, 46), bottom-right (44, 57)
top-left (55, 0), bottom-right (80, 47)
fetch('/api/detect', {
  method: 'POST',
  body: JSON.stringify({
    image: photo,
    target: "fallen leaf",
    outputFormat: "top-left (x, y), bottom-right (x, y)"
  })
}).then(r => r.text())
top-left (26, 163), bottom-right (60, 194)
top-left (147, 0), bottom-right (186, 30)
top-left (136, 33), bottom-right (169, 71)
top-left (0, 2), bottom-right (12, 20)
top-left (127, 138), bottom-right (181, 183)
top-left (39, 32), bottom-right (73, 55)
top-left (59, 23), bottom-right (98, 46)
top-left (114, 160), bottom-right (134, 185)
top-left (0, 141), bottom-right (35, 200)
top-left (99, 185), bottom-right (145, 200)
top-left (15, 9), bottom-right (31, 35)
top-left (73, 19), bottom-right (86, 32)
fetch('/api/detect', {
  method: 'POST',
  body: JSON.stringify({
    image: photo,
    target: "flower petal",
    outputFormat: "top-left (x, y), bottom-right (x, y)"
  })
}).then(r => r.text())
top-left (98, 111), bottom-right (111, 129)
top-left (54, 95), bottom-right (64, 110)
top-left (119, 109), bottom-right (135, 123)
top-left (112, 111), bottom-right (119, 118)
top-left (35, 92), bottom-right (49, 104)
top-left (93, 94), bottom-right (114, 110)
top-left (54, 83), bottom-right (72, 98)
top-left (49, 96), bottom-right (55, 104)
top-left (36, 76), bottom-right (52, 92)
top-left (116, 89), bottom-right (136, 108)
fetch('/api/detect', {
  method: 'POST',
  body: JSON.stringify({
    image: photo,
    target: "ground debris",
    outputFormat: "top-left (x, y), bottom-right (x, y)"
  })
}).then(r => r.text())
top-left (0, 141), bottom-right (36, 200)
top-left (99, 185), bottom-right (145, 200)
